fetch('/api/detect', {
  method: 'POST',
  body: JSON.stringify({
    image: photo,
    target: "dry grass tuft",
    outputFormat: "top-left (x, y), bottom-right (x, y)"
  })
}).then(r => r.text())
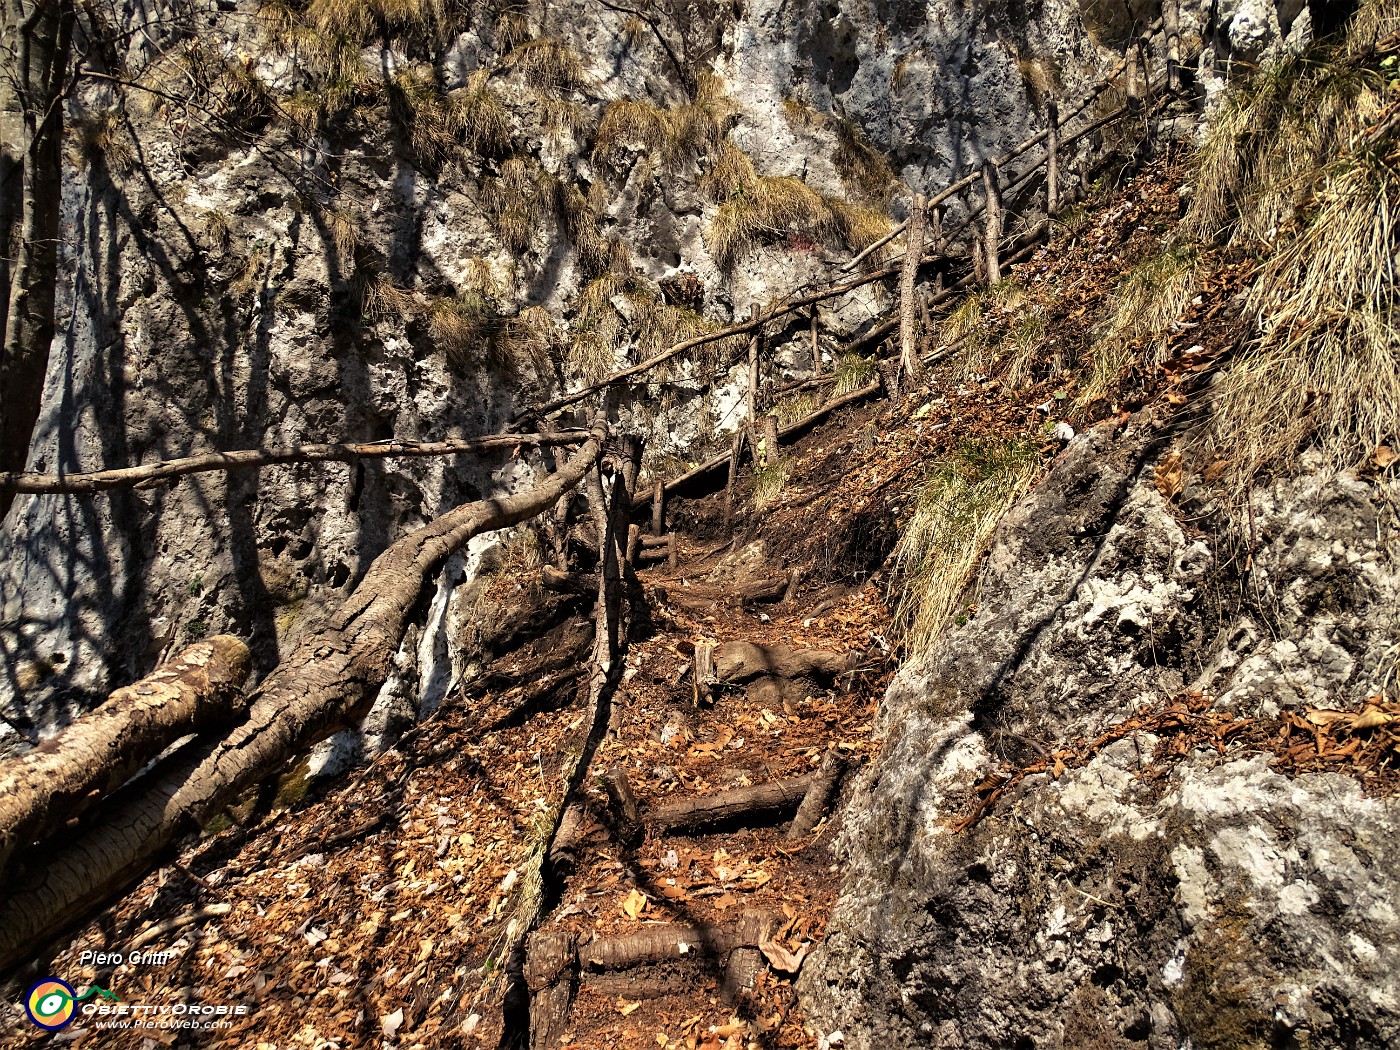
top-left (498, 305), bottom-right (557, 379)
top-left (593, 82), bottom-right (735, 171)
top-left (506, 38), bottom-right (586, 94)
top-left (202, 209), bottom-right (236, 250)
top-left (1179, 1), bottom-right (1400, 489)
top-left (772, 392), bottom-right (819, 428)
top-left (451, 70), bottom-right (512, 155)
top-left (826, 197), bottom-right (894, 251)
top-left (834, 353), bottom-right (876, 395)
top-left (1083, 241), bottom-right (1198, 402)
top-left (751, 456), bottom-right (791, 511)
top-left (325, 207), bottom-right (360, 258)
top-left (483, 157), bottom-right (559, 253)
top-left (70, 109), bottom-right (136, 171)
top-left (1207, 151), bottom-right (1400, 489)
top-left (594, 99), bottom-right (670, 161)
top-left (1002, 314), bottom-right (1048, 389)
top-left (387, 65), bottom-right (464, 167)
top-left (299, 0), bottom-right (465, 51)
top-left (832, 119), bottom-right (895, 202)
top-left (428, 291), bottom-right (497, 368)
top-left (706, 174), bottom-right (832, 270)
top-left (894, 438), bottom-right (1040, 656)
top-left (362, 272), bottom-right (416, 320)
top-left (569, 272), bottom-right (627, 378)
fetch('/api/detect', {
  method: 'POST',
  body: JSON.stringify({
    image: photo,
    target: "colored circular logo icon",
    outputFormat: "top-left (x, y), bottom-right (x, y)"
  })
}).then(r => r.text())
top-left (25, 978), bottom-right (77, 1031)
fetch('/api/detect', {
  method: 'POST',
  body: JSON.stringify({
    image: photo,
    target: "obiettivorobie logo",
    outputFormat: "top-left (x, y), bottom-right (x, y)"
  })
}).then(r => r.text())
top-left (24, 978), bottom-right (120, 1031)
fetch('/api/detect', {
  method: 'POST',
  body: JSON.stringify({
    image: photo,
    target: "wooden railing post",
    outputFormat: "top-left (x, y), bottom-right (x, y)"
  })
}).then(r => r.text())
top-left (651, 478), bottom-right (664, 535)
top-left (1164, 0), bottom-right (1182, 92)
top-left (1046, 99), bottom-right (1061, 217)
top-left (810, 305), bottom-right (821, 373)
top-left (746, 301), bottom-right (761, 447)
top-left (761, 416), bottom-right (779, 466)
top-left (1126, 37), bottom-right (1144, 111)
top-left (899, 193), bottom-right (927, 379)
top-left (929, 203), bottom-right (945, 293)
top-left (981, 162), bottom-right (1002, 285)
top-left (1139, 34), bottom-right (1153, 110)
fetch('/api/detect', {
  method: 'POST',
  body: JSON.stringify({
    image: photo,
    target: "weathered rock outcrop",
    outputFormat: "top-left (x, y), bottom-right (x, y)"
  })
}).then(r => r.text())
top-left (802, 416), bottom-right (1400, 1048)
top-left (0, 0), bottom-right (1319, 746)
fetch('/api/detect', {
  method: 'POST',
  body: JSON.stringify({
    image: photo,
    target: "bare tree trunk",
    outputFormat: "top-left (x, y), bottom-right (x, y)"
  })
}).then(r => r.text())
top-left (0, 638), bottom-right (251, 876)
top-left (0, 426), bottom-right (607, 970)
top-left (982, 162), bottom-right (1003, 285)
top-left (0, 8), bottom-right (20, 327)
top-left (1046, 100), bottom-right (1061, 217)
top-left (0, 0), bottom-right (74, 522)
top-left (899, 194), bottom-right (926, 380)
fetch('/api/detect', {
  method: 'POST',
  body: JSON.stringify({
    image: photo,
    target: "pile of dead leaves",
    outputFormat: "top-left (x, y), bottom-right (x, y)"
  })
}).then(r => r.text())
top-left (1263, 696), bottom-right (1400, 788)
top-left (953, 692), bottom-right (1400, 831)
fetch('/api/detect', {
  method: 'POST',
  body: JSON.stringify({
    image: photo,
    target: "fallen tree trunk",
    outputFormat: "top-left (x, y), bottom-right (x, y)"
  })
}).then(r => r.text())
top-left (0, 637), bottom-right (250, 877)
top-left (713, 641), bottom-right (847, 682)
top-left (647, 774), bottom-right (815, 834)
top-left (0, 431), bottom-right (589, 494)
top-left (0, 425), bottom-right (607, 972)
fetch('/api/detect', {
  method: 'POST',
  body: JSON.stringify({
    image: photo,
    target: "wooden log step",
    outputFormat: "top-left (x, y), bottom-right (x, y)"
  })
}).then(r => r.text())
top-left (712, 641), bottom-right (847, 683)
top-left (579, 910), bottom-right (777, 971)
top-left (646, 773), bottom-right (814, 834)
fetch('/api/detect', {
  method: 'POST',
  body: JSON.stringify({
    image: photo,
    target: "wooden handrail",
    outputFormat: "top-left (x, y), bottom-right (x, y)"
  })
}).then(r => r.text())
top-left (842, 21), bottom-right (1164, 273)
top-left (0, 432), bottom-right (591, 494)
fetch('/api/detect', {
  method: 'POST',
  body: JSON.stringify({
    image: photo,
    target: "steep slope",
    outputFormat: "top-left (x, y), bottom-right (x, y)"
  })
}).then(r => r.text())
top-left (802, 11), bottom-right (1400, 1048)
top-left (0, 0), bottom-right (1280, 737)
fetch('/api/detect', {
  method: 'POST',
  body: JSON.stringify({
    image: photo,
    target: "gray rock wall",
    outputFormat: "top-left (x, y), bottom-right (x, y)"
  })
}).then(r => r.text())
top-left (801, 418), bottom-right (1400, 1049)
top-left (0, 0), bottom-right (1313, 741)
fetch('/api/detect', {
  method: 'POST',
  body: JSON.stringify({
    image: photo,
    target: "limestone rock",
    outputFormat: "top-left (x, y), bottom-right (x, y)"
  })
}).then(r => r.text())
top-left (801, 418), bottom-right (1400, 1049)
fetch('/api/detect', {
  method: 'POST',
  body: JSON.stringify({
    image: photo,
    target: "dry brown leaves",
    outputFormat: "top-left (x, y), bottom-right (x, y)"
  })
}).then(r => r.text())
top-left (953, 691), bottom-right (1400, 832)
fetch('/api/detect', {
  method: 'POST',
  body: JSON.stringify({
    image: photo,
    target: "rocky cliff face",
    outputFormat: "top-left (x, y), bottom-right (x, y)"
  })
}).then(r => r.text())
top-left (801, 416), bottom-right (1400, 1048)
top-left (0, 0), bottom-right (1147, 734)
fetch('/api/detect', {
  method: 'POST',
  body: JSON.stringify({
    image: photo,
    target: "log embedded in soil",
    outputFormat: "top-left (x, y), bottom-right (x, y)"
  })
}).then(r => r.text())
top-left (541, 565), bottom-right (597, 596)
top-left (784, 749), bottom-right (848, 840)
top-left (578, 910), bottom-right (777, 971)
top-left (0, 432), bottom-right (590, 494)
top-left (0, 425), bottom-right (608, 973)
top-left (646, 774), bottom-right (815, 834)
top-left (526, 930), bottom-right (578, 1050)
top-left (599, 766), bottom-right (643, 847)
top-left (713, 641), bottom-right (846, 683)
top-left (693, 643), bottom-right (717, 707)
top-left (547, 802), bottom-right (589, 875)
top-left (0, 637), bottom-right (251, 876)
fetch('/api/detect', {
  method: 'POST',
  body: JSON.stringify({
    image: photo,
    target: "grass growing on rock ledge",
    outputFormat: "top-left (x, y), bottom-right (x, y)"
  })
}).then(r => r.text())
top-left (1181, 0), bottom-right (1400, 492)
top-left (893, 437), bottom-right (1041, 657)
